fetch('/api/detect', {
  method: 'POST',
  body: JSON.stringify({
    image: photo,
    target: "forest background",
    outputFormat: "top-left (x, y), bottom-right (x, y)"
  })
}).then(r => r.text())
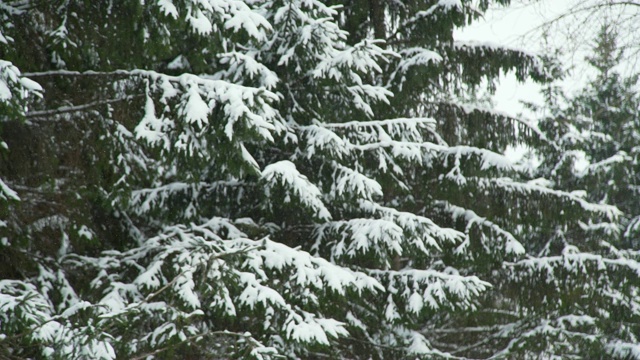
top-left (1, 0), bottom-right (640, 359)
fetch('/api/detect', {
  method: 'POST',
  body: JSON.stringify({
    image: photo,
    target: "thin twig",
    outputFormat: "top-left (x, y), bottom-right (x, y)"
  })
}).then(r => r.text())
top-left (23, 69), bottom-right (137, 78)
top-left (26, 95), bottom-right (142, 119)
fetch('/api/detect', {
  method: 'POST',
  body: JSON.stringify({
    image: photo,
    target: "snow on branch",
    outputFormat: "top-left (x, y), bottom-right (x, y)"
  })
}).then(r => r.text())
top-left (0, 60), bottom-right (42, 113)
top-left (216, 51), bottom-right (279, 89)
top-left (298, 124), bottom-right (349, 159)
top-left (320, 117), bottom-right (437, 144)
top-left (0, 277), bottom-right (117, 360)
top-left (301, 124), bottom-right (516, 181)
top-left (443, 145), bottom-right (514, 171)
top-left (405, 0), bottom-right (463, 25)
top-left (297, 117), bottom-right (439, 162)
top-left (143, 69), bottom-right (279, 139)
top-left (393, 47), bottom-right (443, 76)
top-left (85, 217), bottom-right (384, 353)
top-left (237, 237), bottom-right (384, 296)
top-left (347, 84), bottom-right (393, 117)
top-left (271, 0), bottom-right (346, 70)
top-left (578, 151), bottom-right (630, 177)
top-left (472, 177), bottom-right (621, 220)
top-left (158, 0), bottom-right (271, 40)
top-left (360, 200), bottom-right (464, 251)
top-left (345, 138), bottom-right (437, 163)
top-left (0, 177), bottom-right (19, 201)
top-left (492, 315), bottom-right (600, 359)
top-left (23, 68), bottom-right (280, 146)
top-left (368, 268), bottom-right (490, 314)
top-left (262, 160), bottom-right (331, 221)
top-left (607, 341), bottom-right (640, 360)
top-left (134, 92), bottom-right (171, 148)
top-left (135, 217), bottom-right (384, 296)
top-left (315, 218), bottom-right (405, 262)
top-left (284, 312), bottom-right (349, 346)
top-left (313, 39), bottom-right (394, 81)
top-left (329, 162), bottom-right (383, 201)
top-left (313, 208), bottom-right (462, 266)
top-left (0, 280), bottom-right (54, 335)
top-left (624, 215), bottom-right (640, 239)
top-left (312, 39), bottom-right (395, 116)
top-left (441, 201), bottom-right (525, 257)
top-left (508, 246), bottom-right (640, 278)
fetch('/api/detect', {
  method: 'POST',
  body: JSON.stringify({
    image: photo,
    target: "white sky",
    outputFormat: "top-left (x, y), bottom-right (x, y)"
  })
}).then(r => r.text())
top-left (454, 0), bottom-right (639, 164)
top-left (455, 0), bottom-right (602, 117)
top-left (453, 0), bottom-right (581, 161)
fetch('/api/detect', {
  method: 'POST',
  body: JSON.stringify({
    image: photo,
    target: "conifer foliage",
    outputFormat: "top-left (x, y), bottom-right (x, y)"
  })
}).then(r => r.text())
top-left (524, 23), bottom-right (640, 359)
top-left (0, 1), bottom-right (632, 359)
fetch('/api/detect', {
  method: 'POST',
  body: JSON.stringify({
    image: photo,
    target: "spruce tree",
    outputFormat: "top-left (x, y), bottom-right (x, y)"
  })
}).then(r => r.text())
top-left (515, 23), bottom-right (640, 359)
top-left (0, 1), bottom-right (622, 359)
top-left (574, 24), bottom-right (640, 246)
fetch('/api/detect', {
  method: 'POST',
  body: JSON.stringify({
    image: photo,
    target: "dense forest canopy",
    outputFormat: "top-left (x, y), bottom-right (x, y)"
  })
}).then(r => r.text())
top-left (1, 0), bottom-right (639, 359)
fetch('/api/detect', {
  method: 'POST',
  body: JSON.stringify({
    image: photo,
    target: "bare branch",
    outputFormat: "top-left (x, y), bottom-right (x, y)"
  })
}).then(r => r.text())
top-left (25, 95), bottom-right (143, 120)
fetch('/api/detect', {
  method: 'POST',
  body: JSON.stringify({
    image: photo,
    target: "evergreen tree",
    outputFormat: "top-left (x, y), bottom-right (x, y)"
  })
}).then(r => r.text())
top-left (514, 23), bottom-right (640, 359)
top-left (574, 24), bottom-right (640, 246)
top-left (0, 1), bottom-right (623, 359)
